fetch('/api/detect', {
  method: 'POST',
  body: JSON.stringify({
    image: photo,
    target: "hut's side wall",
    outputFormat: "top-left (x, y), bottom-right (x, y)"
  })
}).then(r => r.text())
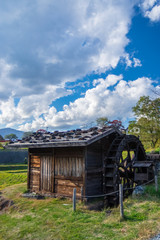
top-left (85, 141), bottom-right (103, 196)
top-left (85, 133), bottom-right (118, 197)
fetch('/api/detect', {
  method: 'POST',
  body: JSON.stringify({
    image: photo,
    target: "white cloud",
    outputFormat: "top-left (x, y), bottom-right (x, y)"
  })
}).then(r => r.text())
top-left (18, 75), bottom-right (155, 131)
top-left (0, 97), bottom-right (18, 126)
top-left (140, 0), bottom-right (160, 21)
top-left (17, 85), bottom-right (72, 119)
top-left (0, 85), bottom-right (72, 128)
top-left (145, 4), bottom-right (160, 21)
top-left (0, 1), bottom-right (157, 132)
top-left (133, 58), bottom-right (142, 67)
top-left (0, 0), bottom-right (134, 101)
top-left (0, 0), bottom-right (142, 130)
top-left (141, 0), bottom-right (157, 10)
top-left (123, 53), bottom-right (132, 67)
top-left (122, 54), bottom-right (142, 68)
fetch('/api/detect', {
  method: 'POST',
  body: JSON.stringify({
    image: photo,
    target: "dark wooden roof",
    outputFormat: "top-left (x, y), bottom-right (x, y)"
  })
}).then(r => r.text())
top-left (8, 126), bottom-right (122, 148)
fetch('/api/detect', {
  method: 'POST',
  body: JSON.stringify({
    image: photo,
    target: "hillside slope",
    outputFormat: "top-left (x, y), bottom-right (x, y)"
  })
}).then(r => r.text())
top-left (0, 128), bottom-right (24, 139)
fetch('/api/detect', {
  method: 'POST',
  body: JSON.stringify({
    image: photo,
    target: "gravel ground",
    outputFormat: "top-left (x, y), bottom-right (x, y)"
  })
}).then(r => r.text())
top-left (150, 234), bottom-right (160, 240)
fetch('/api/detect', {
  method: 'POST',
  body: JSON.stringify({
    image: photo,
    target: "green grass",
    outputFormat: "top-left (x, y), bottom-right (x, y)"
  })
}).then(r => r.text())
top-left (146, 146), bottom-right (160, 154)
top-left (0, 164), bottom-right (27, 191)
top-left (0, 164), bottom-right (160, 240)
top-left (0, 141), bottom-right (9, 149)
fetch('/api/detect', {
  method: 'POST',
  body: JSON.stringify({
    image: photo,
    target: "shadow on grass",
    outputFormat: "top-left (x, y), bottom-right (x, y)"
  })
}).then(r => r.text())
top-left (124, 214), bottom-right (147, 222)
top-left (0, 165), bottom-right (27, 171)
top-left (8, 170), bottom-right (27, 174)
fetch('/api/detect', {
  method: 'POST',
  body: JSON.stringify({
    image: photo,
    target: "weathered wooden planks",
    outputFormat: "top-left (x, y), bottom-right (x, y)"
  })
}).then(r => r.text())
top-left (55, 179), bottom-right (83, 197)
top-left (40, 155), bottom-right (52, 192)
top-left (29, 147), bottom-right (85, 197)
top-left (134, 173), bottom-right (148, 181)
top-left (85, 141), bottom-right (103, 196)
top-left (55, 147), bottom-right (84, 158)
top-left (55, 156), bottom-right (83, 177)
top-left (54, 148), bottom-right (84, 196)
top-left (30, 155), bottom-right (40, 192)
top-left (28, 141), bottom-right (104, 198)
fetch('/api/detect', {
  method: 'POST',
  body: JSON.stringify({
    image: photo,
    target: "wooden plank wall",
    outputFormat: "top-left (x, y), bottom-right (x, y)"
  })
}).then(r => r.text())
top-left (54, 147), bottom-right (84, 197)
top-left (29, 147), bottom-right (84, 198)
top-left (29, 155), bottom-right (41, 192)
top-left (55, 178), bottom-right (83, 197)
top-left (86, 141), bottom-right (103, 196)
top-left (85, 134), bottom-right (118, 196)
top-left (29, 148), bottom-right (53, 193)
top-left (40, 155), bottom-right (53, 192)
top-left (55, 157), bottom-right (83, 177)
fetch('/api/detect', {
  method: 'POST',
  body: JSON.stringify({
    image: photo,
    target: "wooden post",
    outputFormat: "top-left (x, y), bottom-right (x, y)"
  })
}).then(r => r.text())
top-left (119, 184), bottom-right (124, 219)
top-left (73, 188), bottom-right (76, 211)
top-left (155, 174), bottom-right (158, 192)
top-left (81, 187), bottom-right (83, 203)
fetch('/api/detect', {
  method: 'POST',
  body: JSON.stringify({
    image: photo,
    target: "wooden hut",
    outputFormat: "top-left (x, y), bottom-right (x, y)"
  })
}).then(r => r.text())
top-left (9, 126), bottom-right (149, 204)
top-left (9, 127), bottom-right (121, 199)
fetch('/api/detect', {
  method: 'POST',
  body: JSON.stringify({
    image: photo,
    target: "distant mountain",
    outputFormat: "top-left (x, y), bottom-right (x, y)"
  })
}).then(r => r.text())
top-left (0, 128), bottom-right (24, 139)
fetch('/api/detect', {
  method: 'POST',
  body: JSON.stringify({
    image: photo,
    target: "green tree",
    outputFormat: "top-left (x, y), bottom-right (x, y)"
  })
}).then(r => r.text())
top-left (5, 133), bottom-right (18, 141)
top-left (0, 143), bottom-right (4, 149)
top-left (96, 117), bottom-right (109, 127)
top-left (128, 96), bottom-right (160, 148)
top-left (22, 131), bottom-right (33, 139)
top-left (0, 135), bottom-right (4, 141)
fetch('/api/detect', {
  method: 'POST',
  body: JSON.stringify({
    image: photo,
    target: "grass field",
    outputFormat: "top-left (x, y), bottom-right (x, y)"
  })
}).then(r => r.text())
top-left (0, 141), bottom-right (9, 149)
top-left (0, 164), bottom-right (160, 240)
top-left (0, 164), bottom-right (27, 191)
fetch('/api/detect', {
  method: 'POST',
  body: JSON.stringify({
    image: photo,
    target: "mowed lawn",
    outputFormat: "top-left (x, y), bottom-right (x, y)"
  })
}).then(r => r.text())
top-left (0, 164), bottom-right (160, 240)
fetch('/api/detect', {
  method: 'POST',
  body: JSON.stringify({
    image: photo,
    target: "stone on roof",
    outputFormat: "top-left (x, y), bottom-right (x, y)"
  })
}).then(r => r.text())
top-left (8, 126), bottom-right (121, 148)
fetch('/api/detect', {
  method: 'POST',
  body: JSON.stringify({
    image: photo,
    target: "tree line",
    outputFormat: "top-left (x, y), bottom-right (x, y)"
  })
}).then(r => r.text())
top-left (128, 95), bottom-right (160, 148)
top-left (0, 132), bottom-right (33, 142)
top-left (96, 95), bottom-right (160, 149)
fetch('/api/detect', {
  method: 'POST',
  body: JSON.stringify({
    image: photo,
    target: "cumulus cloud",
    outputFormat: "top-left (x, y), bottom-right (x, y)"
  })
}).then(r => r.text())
top-left (0, 0), bottom-right (143, 130)
top-left (18, 75), bottom-right (155, 131)
top-left (0, 0), bottom-right (135, 100)
top-left (145, 4), bottom-right (160, 21)
top-left (2, 0), bottom-right (157, 132)
top-left (141, 0), bottom-right (157, 10)
top-left (122, 54), bottom-right (142, 68)
top-left (0, 85), bottom-right (72, 128)
top-left (140, 0), bottom-right (160, 21)
top-left (133, 58), bottom-right (142, 67)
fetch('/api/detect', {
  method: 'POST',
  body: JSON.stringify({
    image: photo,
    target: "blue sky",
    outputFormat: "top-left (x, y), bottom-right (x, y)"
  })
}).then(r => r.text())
top-left (0, 0), bottom-right (160, 131)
